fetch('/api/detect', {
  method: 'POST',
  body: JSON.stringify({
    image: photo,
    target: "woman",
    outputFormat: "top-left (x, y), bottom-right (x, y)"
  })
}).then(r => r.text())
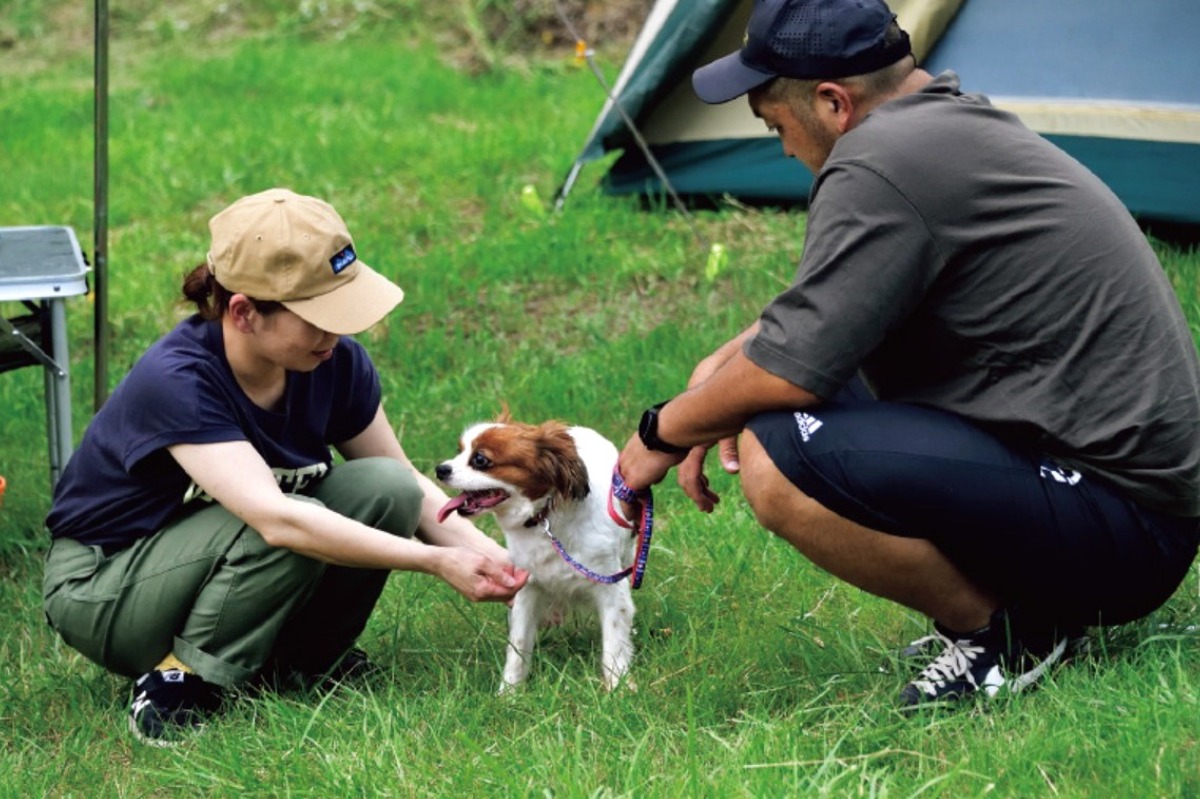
top-left (43, 188), bottom-right (527, 746)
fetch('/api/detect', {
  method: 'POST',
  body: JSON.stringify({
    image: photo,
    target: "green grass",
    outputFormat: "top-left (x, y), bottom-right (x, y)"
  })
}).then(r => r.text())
top-left (2, 5), bottom-right (1200, 797)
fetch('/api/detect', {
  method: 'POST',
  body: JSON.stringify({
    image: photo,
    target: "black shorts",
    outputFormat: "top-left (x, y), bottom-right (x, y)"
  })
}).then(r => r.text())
top-left (746, 399), bottom-right (1199, 627)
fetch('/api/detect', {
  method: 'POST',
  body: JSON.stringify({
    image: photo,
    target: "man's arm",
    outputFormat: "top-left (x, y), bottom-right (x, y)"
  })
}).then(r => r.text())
top-left (619, 345), bottom-right (819, 496)
top-left (687, 322), bottom-right (761, 391)
top-left (662, 347), bottom-right (819, 445)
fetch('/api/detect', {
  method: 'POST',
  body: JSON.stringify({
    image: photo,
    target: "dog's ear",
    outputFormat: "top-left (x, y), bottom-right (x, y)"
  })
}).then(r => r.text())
top-left (537, 422), bottom-right (590, 501)
top-left (496, 402), bottom-right (512, 424)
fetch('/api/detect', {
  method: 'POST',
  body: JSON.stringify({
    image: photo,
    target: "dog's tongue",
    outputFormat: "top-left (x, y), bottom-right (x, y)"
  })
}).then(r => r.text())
top-left (437, 495), bottom-right (467, 524)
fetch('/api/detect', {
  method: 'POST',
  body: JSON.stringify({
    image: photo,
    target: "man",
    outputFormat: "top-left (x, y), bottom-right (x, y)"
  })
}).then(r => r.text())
top-left (618, 0), bottom-right (1200, 707)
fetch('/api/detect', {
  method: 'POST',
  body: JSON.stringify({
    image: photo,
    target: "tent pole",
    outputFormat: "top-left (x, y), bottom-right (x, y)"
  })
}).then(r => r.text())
top-left (553, 160), bottom-right (585, 212)
top-left (93, 0), bottom-right (109, 411)
top-left (551, 0), bottom-right (704, 246)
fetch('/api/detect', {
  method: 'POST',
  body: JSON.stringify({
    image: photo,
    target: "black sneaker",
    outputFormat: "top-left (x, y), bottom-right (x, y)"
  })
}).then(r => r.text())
top-left (898, 610), bottom-right (1069, 708)
top-left (897, 632), bottom-right (944, 660)
top-left (128, 668), bottom-right (223, 747)
top-left (899, 624), bottom-right (1091, 663)
top-left (255, 647), bottom-right (377, 694)
top-left (314, 647), bottom-right (376, 688)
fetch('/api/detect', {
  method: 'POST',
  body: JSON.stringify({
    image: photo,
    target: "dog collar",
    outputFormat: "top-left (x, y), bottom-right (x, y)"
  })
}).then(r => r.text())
top-left (523, 500), bottom-right (553, 528)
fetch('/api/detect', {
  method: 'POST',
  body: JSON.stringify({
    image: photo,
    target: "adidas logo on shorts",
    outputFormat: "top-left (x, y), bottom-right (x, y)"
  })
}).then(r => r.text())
top-left (1039, 460), bottom-right (1082, 485)
top-left (793, 412), bottom-right (824, 442)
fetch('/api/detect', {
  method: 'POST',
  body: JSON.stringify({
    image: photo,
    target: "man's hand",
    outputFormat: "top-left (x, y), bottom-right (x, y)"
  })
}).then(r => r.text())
top-left (616, 434), bottom-right (686, 519)
top-left (677, 447), bottom-right (714, 513)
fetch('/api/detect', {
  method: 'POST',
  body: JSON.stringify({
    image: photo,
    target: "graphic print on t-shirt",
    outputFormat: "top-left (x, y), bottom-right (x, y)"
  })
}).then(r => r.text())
top-left (181, 461), bottom-right (331, 505)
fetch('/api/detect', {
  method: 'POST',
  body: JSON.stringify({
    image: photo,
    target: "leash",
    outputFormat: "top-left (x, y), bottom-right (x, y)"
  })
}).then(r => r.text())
top-left (611, 467), bottom-right (654, 589)
top-left (532, 467), bottom-right (654, 589)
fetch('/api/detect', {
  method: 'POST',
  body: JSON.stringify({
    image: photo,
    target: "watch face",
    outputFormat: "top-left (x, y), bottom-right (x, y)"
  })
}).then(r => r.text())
top-left (639, 408), bottom-right (656, 440)
top-left (639, 405), bottom-right (686, 454)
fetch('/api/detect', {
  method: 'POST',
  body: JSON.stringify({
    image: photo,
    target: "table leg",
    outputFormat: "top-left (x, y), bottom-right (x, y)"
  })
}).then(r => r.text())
top-left (47, 298), bottom-right (73, 487)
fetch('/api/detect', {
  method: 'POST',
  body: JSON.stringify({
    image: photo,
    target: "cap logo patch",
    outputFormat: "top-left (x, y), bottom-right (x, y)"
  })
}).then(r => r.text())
top-left (330, 244), bottom-right (357, 274)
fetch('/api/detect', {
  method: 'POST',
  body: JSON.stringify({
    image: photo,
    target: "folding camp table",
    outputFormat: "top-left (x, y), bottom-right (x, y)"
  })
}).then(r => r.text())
top-left (0, 226), bottom-right (91, 488)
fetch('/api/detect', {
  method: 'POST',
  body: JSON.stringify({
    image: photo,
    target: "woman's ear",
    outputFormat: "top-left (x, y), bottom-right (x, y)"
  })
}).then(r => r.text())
top-left (227, 294), bottom-right (257, 333)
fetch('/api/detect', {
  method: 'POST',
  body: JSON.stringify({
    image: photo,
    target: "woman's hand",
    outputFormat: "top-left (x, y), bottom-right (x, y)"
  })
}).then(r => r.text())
top-left (433, 547), bottom-right (529, 603)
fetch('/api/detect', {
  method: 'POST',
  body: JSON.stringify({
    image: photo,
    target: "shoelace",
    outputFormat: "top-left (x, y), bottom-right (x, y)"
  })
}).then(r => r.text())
top-left (901, 633), bottom-right (942, 656)
top-left (912, 635), bottom-right (989, 692)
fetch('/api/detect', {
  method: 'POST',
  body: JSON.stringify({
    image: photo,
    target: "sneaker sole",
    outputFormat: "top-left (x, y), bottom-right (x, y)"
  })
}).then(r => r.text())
top-left (128, 714), bottom-right (191, 748)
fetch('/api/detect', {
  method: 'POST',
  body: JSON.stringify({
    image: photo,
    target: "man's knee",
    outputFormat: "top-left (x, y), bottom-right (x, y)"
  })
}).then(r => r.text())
top-left (738, 428), bottom-right (824, 535)
top-left (737, 428), bottom-right (775, 512)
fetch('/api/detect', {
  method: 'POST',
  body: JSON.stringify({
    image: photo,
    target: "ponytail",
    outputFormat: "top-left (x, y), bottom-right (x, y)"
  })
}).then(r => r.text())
top-left (181, 263), bottom-right (226, 320)
top-left (181, 263), bottom-right (284, 320)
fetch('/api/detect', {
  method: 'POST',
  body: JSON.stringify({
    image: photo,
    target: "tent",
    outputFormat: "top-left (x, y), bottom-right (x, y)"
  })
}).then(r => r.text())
top-left (559, 0), bottom-right (1200, 226)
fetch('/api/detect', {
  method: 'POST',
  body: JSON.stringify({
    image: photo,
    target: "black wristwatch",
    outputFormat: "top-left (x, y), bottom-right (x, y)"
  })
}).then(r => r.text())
top-left (638, 401), bottom-right (691, 456)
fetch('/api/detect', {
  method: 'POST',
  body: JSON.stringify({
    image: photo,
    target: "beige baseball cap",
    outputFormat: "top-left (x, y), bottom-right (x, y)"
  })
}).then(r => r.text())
top-left (206, 188), bottom-right (405, 335)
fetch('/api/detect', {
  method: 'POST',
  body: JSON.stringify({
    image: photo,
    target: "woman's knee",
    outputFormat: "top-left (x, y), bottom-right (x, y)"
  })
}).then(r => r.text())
top-left (315, 457), bottom-right (422, 537)
top-left (231, 519), bottom-right (327, 583)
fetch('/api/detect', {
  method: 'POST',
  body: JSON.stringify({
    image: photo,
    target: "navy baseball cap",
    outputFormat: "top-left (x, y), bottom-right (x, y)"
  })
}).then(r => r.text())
top-left (693, 0), bottom-right (912, 104)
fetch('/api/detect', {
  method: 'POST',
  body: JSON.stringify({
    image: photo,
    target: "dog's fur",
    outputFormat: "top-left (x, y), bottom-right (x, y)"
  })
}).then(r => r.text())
top-left (435, 418), bottom-right (636, 692)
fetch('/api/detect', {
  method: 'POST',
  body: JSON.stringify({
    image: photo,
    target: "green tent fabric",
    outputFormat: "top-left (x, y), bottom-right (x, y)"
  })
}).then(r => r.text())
top-left (562, 0), bottom-right (965, 199)
top-left (578, 1), bottom-right (733, 162)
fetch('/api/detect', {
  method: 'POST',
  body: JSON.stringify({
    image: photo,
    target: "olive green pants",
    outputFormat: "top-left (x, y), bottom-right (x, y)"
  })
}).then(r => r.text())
top-left (43, 457), bottom-right (422, 688)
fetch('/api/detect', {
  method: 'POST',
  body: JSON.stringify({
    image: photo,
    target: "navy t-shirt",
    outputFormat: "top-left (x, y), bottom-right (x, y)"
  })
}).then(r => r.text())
top-left (46, 315), bottom-right (382, 551)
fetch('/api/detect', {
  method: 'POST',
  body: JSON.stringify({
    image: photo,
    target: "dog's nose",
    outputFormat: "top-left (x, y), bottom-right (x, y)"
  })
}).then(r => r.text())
top-left (435, 463), bottom-right (451, 481)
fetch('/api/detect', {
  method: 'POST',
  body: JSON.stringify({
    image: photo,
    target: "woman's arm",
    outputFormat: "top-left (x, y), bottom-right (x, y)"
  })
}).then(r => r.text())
top-left (168, 437), bottom-right (525, 602)
top-left (334, 406), bottom-right (511, 562)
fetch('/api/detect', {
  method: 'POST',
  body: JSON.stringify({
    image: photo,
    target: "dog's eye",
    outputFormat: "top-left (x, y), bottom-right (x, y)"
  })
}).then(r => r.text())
top-left (470, 451), bottom-right (492, 470)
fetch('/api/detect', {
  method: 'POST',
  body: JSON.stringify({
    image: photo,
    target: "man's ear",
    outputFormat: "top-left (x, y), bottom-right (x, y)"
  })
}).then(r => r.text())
top-left (228, 294), bottom-right (257, 333)
top-left (815, 81), bottom-right (855, 133)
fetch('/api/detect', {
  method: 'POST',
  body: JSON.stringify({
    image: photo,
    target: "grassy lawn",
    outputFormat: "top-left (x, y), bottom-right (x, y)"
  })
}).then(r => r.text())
top-left (2, 3), bottom-right (1198, 796)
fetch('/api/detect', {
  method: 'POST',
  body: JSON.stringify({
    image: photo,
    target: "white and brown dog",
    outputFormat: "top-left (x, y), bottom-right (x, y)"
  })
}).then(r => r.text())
top-left (435, 417), bottom-right (637, 692)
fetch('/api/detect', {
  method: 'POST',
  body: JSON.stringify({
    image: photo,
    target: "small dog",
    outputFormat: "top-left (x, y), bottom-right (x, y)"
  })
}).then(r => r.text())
top-left (435, 417), bottom-right (637, 692)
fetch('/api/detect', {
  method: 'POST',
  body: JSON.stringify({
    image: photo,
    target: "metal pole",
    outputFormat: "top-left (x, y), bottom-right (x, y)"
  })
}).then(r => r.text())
top-left (48, 298), bottom-right (74, 486)
top-left (93, 0), bottom-right (110, 410)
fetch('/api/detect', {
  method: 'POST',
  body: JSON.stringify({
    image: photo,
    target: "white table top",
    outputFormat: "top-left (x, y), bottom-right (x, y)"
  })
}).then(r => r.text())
top-left (0, 226), bottom-right (91, 302)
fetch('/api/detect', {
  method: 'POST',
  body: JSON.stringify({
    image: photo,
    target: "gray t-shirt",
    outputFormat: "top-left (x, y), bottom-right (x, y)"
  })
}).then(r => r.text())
top-left (745, 72), bottom-right (1200, 517)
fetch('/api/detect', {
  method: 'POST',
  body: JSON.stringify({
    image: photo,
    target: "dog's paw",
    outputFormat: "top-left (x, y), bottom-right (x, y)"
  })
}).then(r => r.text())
top-left (498, 679), bottom-right (525, 696)
top-left (603, 674), bottom-right (637, 694)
